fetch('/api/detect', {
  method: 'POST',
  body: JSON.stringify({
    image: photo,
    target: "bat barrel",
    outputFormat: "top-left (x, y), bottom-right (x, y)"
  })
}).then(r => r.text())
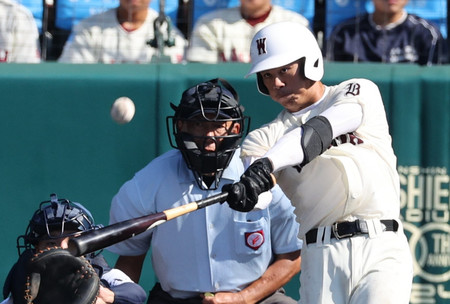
top-left (68, 235), bottom-right (88, 257)
top-left (67, 191), bottom-right (231, 256)
top-left (68, 212), bottom-right (167, 256)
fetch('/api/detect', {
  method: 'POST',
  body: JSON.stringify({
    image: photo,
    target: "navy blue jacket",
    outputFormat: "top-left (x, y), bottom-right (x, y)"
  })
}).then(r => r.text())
top-left (326, 13), bottom-right (448, 65)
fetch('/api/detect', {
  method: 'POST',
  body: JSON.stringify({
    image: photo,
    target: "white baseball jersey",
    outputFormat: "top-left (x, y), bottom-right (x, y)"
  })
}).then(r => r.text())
top-left (186, 5), bottom-right (309, 63)
top-left (58, 8), bottom-right (187, 64)
top-left (242, 78), bottom-right (401, 235)
top-left (241, 78), bottom-right (413, 303)
top-left (0, 0), bottom-right (40, 63)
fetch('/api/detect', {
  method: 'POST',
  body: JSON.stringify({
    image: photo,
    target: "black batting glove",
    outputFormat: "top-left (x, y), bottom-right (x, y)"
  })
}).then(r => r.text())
top-left (223, 158), bottom-right (274, 212)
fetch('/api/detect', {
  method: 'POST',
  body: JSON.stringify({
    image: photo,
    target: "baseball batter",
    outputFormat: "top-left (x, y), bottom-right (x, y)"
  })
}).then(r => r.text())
top-left (186, 0), bottom-right (309, 63)
top-left (224, 21), bottom-right (414, 303)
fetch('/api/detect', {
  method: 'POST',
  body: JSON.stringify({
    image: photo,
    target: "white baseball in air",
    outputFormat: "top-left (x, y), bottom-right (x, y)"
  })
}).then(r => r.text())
top-left (111, 97), bottom-right (135, 124)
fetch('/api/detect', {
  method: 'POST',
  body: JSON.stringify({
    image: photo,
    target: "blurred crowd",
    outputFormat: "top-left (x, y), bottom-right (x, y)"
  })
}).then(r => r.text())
top-left (1, 0), bottom-right (448, 64)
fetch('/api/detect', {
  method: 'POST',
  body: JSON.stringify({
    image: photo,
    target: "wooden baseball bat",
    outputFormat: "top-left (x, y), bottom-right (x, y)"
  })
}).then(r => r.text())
top-left (68, 174), bottom-right (276, 257)
top-left (67, 191), bottom-right (229, 257)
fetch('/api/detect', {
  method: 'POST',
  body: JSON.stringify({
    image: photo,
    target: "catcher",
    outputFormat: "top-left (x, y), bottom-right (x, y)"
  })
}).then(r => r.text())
top-left (2, 194), bottom-right (147, 304)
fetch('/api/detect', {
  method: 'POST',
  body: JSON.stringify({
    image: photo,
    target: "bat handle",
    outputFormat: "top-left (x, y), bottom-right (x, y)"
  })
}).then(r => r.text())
top-left (196, 191), bottom-right (228, 209)
top-left (164, 191), bottom-right (229, 221)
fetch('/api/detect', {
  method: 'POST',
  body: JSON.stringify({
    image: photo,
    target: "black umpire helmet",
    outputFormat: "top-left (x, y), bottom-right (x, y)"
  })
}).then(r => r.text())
top-left (166, 78), bottom-right (250, 190)
top-left (17, 193), bottom-right (97, 254)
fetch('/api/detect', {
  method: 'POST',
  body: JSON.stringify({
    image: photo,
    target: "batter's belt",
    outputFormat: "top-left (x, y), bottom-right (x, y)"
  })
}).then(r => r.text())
top-left (305, 219), bottom-right (398, 245)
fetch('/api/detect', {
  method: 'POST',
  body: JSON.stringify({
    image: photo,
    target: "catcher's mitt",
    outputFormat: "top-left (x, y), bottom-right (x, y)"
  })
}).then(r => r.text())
top-left (24, 247), bottom-right (100, 304)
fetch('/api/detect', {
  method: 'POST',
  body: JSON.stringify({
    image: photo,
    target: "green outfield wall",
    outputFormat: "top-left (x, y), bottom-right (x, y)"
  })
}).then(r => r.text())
top-left (0, 63), bottom-right (448, 303)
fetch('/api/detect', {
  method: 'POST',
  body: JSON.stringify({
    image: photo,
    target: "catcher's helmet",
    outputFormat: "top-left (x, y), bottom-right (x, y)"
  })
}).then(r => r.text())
top-left (166, 78), bottom-right (249, 190)
top-left (17, 194), bottom-right (96, 253)
top-left (246, 21), bottom-right (324, 95)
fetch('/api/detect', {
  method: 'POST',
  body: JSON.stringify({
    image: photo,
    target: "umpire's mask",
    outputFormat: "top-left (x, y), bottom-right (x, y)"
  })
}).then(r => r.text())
top-left (166, 78), bottom-right (249, 190)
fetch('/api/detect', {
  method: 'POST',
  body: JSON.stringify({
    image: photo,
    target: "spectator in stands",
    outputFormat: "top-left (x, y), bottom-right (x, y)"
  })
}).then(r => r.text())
top-left (186, 0), bottom-right (310, 63)
top-left (0, 0), bottom-right (40, 63)
top-left (58, 0), bottom-right (187, 63)
top-left (326, 0), bottom-right (447, 65)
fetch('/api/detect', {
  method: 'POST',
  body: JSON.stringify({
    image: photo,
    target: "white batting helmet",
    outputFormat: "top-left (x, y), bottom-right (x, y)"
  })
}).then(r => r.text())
top-left (246, 21), bottom-right (324, 95)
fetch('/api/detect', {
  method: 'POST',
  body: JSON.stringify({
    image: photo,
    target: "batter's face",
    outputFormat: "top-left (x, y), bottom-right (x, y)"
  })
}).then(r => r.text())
top-left (260, 60), bottom-right (319, 112)
top-left (178, 115), bottom-right (240, 152)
